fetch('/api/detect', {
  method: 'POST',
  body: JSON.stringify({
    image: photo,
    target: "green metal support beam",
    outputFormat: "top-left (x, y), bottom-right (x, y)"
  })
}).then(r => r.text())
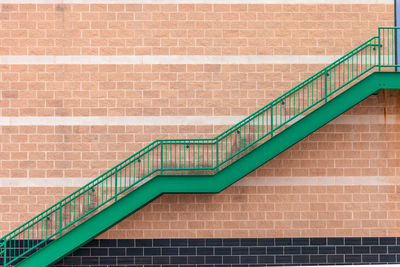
top-left (16, 72), bottom-right (400, 267)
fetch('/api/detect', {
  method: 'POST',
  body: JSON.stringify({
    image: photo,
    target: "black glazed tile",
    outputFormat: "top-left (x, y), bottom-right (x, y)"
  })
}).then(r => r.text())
top-left (170, 256), bottom-right (187, 264)
top-left (153, 256), bottom-right (169, 264)
top-left (301, 246), bottom-right (318, 254)
top-left (180, 247), bottom-right (196, 255)
top-left (249, 247), bottom-right (266, 255)
top-left (310, 238), bottom-right (326, 246)
top-left (353, 246), bottom-right (369, 254)
top-left (276, 238), bottom-right (292, 246)
top-left (205, 256), bottom-right (222, 264)
top-left (310, 255), bottom-right (326, 264)
top-left (380, 254), bottom-right (396, 263)
top-left (82, 257), bottom-right (99, 265)
top-left (205, 239), bottom-right (222, 246)
top-left (99, 256), bottom-right (116, 265)
top-left (223, 256), bottom-right (240, 264)
top-left (143, 247), bottom-right (161, 255)
top-left (153, 239), bottom-right (170, 247)
top-left (188, 239), bottom-right (205, 247)
top-left (388, 245), bottom-right (400, 253)
top-left (380, 237), bottom-right (396, 245)
top-left (223, 238), bottom-right (240, 246)
top-left (362, 254), bottom-right (379, 263)
top-left (240, 255), bottom-right (257, 264)
top-left (293, 255), bottom-right (310, 264)
top-left (327, 238), bottom-right (344, 246)
top-left (241, 238), bottom-right (258, 246)
top-left (284, 247), bottom-right (300, 254)
top-left (161, 247), bottom-right (178, 255)
top-left (215, 247), bottom-right (231, 255)
top-left (327, 255), bottom-right (344, 263)
top-left (362, 237), bottom-right (378, 245)
top-left (126, 248), bottom-right (143, 256)
top-left (293, 238), bottom-right (310, 246)
top-left (344, 238), bottom-right (361, 245)
top-left (345, 255), bottom-right (361, 263)
top-left (267, 247), bottom-right (283, 255)
top-left (91, 248), bottom-right (108, 256)
top-left (258, 256), bottom-right (274, 264)
top-left (276, 256), bottom-right (292, 264)
top-left (109, 248), bottom-right (126, 256)
top-left (188, 256), bottom-right (205, 264)
top-left (100, 240), bottom-right (116, 247)
top-left (232, 247), bottom-right (248, 255)
top-left (136, 239), bottom-right (152, 247)
top-left (117, 239), bottom-right (134, 247)
top-left (371, 246), bottom-right (387, 253)
top-left (197, 247), bottom-right (214, 255)
top-left (258, 238), bottom-right (275, 246)
top-left (336, 246), bottom-right (352, 254)
top-left (171, 239), bottom-right (188, 246)
top-left (133, 256), bottom-right (151, 264)
top-left (318, 246), bottom-right (335, 254)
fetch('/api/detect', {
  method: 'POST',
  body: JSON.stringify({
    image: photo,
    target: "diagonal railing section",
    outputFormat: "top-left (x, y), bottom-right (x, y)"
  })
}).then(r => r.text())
top-left (0, 27), bottom-right (398, 266)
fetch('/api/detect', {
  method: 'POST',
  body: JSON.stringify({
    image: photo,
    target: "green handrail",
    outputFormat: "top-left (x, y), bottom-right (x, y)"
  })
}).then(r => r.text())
top-left (1, 27), bottom-right (398, 266)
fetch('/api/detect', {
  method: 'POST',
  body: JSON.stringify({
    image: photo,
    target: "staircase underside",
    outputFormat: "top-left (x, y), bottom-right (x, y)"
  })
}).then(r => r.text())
top-left (17, 72), bottom-right (400, 266)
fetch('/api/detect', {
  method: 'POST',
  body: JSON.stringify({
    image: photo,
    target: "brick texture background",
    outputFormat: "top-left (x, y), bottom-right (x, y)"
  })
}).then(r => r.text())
top-left (0, 4), bottom-right (393, 56)
top-left (0, 64), bottom-right (326, 117)
top-left (0, 2), bottom-right (398, 241)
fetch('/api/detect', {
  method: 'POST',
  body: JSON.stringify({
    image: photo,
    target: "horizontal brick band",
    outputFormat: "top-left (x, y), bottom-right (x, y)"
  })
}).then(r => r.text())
top-left (0, 115), bottom-right (396, 126)
top-left (0, 0), bottom-right (393, 3)
top-left (0, 55), bottom-right (342, 65)
top-left (0, 4), bottom-right (391, 56)
top-left (0, 176), bottom-right (396, 187)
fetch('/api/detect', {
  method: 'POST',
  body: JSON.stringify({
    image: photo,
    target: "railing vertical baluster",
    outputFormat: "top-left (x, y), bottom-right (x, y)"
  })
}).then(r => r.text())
top-left (379, 28), bottom-right (381, 71)
top-left (270, 107), bottom-right (273, 137)
top-left (4, 242), bottom-right (7, 266)
top-left (325, 70), bottom-right (328, 103)
top-left (160, 141), bottom-right (163, 175)
top-left (58, 203), bottom-right (62, 238)
top-left (115, 170), bottom-right (118, 202)
top-left (216, 140), bottom-right (219, 172)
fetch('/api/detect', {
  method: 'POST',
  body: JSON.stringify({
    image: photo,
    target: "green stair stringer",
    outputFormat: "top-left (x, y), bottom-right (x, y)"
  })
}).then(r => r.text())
top-left (16, 72), bottom-right (400, 266)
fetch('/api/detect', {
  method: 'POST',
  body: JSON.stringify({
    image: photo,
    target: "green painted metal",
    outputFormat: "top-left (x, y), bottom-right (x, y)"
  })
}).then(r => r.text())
top-left (1, 27), bottom-right (400, 266)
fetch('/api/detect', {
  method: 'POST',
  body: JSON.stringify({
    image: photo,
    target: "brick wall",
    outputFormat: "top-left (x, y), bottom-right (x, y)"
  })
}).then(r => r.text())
top-left (0, 4), bottom-right (393, 56)
top-left (0, 0), bottom-right (398, 249)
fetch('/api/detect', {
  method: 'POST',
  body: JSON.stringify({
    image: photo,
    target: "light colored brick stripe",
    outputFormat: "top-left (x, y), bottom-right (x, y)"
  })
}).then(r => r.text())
top-left (0, 176), bottom-right (395, 187)
top-left (0, 115), bottom-right (396, 126)
top-left (0, 0), bottom-right (392, 3)
top-left (0, 116), bottom-right (244, 126)
top-left (0, 55), bottom-right (341, 65)
top-left (236, 176), bottom-right (399, 186)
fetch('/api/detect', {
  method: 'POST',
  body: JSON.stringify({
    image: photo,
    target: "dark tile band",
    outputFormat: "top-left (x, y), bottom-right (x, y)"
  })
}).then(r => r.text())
top-left (2, 237), bottom-right (400, 266)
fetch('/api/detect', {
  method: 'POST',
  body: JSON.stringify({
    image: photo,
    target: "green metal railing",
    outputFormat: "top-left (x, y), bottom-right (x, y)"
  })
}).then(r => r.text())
top-left (0, 27), bottom-right (399, 266)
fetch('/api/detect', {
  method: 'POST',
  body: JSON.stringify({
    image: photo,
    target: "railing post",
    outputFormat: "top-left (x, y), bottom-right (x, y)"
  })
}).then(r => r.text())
top-left (324, 70), bottom-right (328, 103)
top-left (160, 141), bottom-right (163, 175)
top-left (115, 170), bottom-right (118, 202)
top-left (270, 107), bottom-right (273, 137)
top-left (378, 28), bottom-right (381, 71)
top-left (59, 202), bottom-right (62, 237)
top-left (216, 140), bottom-right (219, 172)
top-left (3, 242), bottom-right (7, 266)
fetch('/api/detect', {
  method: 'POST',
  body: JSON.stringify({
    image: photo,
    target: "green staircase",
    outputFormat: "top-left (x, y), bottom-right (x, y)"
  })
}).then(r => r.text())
top-left (2, 27), bottom-right (400, 266)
